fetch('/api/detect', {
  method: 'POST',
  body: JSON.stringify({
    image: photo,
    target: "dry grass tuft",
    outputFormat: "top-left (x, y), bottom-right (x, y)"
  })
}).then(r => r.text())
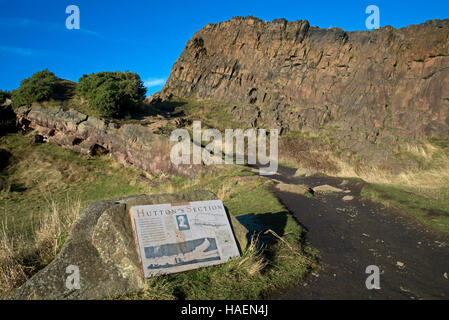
top-left (0, 223), bottom-right (28, 297)
top-left (333, 142), bottom-right (449, 190)
top-left (234, 237), bottom-right (266, 276)
top-left (0, 198), bottom-right (80, 298)
top-left (217, 178), bottom-right (238, 200)
top-left (34, 198), bottom-right (81, 265)
top-left (279, 134), bottom-right (338, 173)
top-left (280, 132), bottom-right (449, 191)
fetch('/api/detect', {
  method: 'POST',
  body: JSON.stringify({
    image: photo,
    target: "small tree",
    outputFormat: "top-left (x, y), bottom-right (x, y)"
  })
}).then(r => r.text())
top-left (11, 69), bottom-right (58, 109)
top-left (76, 71), bottom-right (147, 118)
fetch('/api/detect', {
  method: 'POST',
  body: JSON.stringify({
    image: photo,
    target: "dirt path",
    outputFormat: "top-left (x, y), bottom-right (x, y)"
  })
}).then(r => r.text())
top-left (267, 166), bottom-right (449, 300)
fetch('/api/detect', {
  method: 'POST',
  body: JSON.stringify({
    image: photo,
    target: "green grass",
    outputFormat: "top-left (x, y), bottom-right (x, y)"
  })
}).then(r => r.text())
top-left (0, 132), bottom-right (149, 236)
top-left (359, 137), bottom-right (449, 234)
top-left (361, 183), bottom-right (449, 234)
top-left (429, 136), bottom-right (449, 149)
top-left (123, 233), bottom-right (315, 300)
top-left (1, 132), bottom-right (317, 300)
top-left (162, 97), bottom-right (244, 130)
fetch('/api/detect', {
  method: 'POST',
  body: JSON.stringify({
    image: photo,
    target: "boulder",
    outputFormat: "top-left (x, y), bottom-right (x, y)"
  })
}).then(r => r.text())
top-left (313, 185), bottom-right (343, 194)
top-left (293, 168), bottom-right (317, 177)
top-left (11, 190), bottom-right (248, 300)
top-left (275, 183), bottom-right (311, 196)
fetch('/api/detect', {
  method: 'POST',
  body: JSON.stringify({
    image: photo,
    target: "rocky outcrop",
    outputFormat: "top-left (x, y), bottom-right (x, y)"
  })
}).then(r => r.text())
top-left (161, 16), bottom-right (449, 164)
top-left (11, 190), bottom-right (249, 300)
top-left (15, 104), bottom-right (200, 177)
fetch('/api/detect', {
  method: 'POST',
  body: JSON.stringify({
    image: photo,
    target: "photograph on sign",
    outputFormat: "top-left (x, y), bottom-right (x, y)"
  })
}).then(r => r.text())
top-left (130, 200), bottom-right (240, 277)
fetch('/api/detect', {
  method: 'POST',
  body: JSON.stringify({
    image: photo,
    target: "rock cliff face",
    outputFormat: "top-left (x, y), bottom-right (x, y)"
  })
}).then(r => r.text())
top-left (161, 17), bottom-right (449, 157)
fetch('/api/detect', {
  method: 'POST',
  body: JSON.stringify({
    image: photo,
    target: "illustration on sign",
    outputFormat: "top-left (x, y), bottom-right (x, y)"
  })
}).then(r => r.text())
top-left (145, 237), bottom-right (220, 269)
top-left (175, 214), bottom-right (190, 231)
top-left (129, 200), bottom-right (240, 277)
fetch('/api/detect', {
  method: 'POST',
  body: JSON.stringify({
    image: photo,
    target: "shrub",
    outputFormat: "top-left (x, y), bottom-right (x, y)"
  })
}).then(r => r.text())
top-left (0, 90), bottom-right (10, 104)
top-left (75, 71), bottom-right (146, 118)
top-left (11, 69), bottom-right (58, 109)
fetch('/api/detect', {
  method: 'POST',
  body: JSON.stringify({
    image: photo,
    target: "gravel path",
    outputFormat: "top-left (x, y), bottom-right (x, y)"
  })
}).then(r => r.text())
top-left (268, 166), bottom-right (449, 300)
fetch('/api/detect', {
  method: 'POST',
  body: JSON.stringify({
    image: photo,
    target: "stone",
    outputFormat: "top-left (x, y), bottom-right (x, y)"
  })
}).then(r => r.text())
top-left (275, 183), bottom-right (311, 195)
top-left (293, 168), bottom-right (317, 177)
top-left (313, 185), bottom-right (343, 193)
top-left (342, 195), bottom-right (354, 201)
top-left (340, 180), bottom-right (349, 186)
top-left (229, 214), bottom-right (249, 251)
top-left (11, 190), bottom-right (248, 300)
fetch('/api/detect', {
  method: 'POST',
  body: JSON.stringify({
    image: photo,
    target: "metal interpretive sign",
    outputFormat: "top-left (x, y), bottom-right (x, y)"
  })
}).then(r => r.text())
top-left (129, 200), bottom-right (240, 278)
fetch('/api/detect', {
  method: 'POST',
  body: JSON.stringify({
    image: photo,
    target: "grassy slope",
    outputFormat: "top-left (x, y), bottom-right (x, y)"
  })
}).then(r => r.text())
top-left (164, 97), bottom-right (449, 234)
top-left (0, 133), bottom-right (148, 237)
top-left (360, 138), bottom-right (449, 234)
top-left (0, 132), bottom-right (150, 297)
top-left (0, 132), bottom-right (317, 299)
top-left (160, 97), bottom-right (243, 130)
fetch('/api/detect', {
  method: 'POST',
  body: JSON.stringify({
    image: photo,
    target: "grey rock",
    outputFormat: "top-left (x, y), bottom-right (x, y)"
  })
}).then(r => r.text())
top-left (313, 185), bottom-right (343, 193)
top-left (293, 168), bottom-right (317, 177)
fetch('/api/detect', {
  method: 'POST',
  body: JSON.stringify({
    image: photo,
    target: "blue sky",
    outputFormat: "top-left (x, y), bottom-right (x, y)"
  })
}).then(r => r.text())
top-left (0, 0), bottom-right (448, 95)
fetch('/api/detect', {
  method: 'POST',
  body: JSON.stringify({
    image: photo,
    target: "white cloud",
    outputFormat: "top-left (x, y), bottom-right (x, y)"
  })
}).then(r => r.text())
top-left (0, 17), bottom-right (103, 38)
top-left (143, 78), bottom-right (166, 88)
top-left (0, 45), bottom-right (45, 56)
